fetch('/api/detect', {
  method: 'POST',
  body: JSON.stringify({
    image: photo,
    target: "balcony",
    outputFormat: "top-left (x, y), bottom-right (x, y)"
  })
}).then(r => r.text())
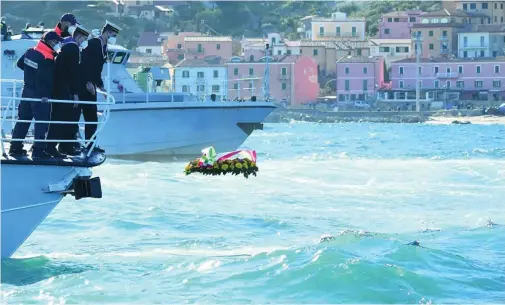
top-left (436, 72), bottom-right (459, 78)
top-left (461, 44), bottom-right (488, 49)
top-left (440, 48), bottom-right (449, 54)
top-left (186, 48), bottom-right (205, 54)
top-left (279, 74), bottom-right (290, 80)
top-left (438, 36), bottom-right (449, 41)
top-left (318, 32), bottom-right (360, 38)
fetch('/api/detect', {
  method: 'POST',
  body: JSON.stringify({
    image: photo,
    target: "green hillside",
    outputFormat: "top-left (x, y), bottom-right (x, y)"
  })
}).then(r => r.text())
top-left (1, 1), bottom-right (442, 50)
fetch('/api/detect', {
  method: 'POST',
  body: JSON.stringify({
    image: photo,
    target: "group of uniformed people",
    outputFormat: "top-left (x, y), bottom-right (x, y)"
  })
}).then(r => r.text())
top-left (8, 13), bottom-right (122, 159)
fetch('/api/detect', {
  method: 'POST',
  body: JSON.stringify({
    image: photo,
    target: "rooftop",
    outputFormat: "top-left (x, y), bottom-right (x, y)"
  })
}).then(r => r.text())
top-left (184, 36), bottom-right (232, 42)
top-left (412, 22), bottom-right (467, 28)
top-left (393, 56), bottom-right (505, 64)
top-left (284, 40), bottom-right (301, 47)
top-left (228, 54), bottom-right (300, 64)
top-left (465, 24), bottom-right (505, 33)
top-left (369, 38), bottom-right (412, 45)
top-left (137, 32), bottom-right (161, 46)
top-left (175, 56), bottom-right (226, 67)
top-left (337, 56), bottom-right (383, 63)
top-left (383, 10), bottom-right (424, 17)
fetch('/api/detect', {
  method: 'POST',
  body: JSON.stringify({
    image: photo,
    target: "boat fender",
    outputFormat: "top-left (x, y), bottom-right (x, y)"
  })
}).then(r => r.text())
top-left (73, 176), bottom-right (102, 200)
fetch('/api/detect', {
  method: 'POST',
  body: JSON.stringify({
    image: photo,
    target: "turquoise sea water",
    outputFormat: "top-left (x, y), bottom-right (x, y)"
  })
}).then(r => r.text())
top-left (2, 122), bottom-right (505, 304)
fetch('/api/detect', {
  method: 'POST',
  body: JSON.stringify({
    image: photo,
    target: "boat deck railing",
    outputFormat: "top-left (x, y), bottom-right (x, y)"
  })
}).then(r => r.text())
top-left (0, 79), bottom-right (116, 158)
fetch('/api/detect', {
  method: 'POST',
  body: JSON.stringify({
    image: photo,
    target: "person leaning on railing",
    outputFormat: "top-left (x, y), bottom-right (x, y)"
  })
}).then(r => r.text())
top-left (46, 24), bottom-right (90, 158)
top-left (76, 20), bottom-right (122, 153)
top-left (9, 31), bottom-right (62, 159)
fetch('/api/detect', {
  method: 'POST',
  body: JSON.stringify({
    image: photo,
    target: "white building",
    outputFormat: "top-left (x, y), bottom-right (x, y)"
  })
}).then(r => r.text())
top-left (299, 12), bottom-right (367, 41)
top-left (174, 57), bottom-right (228, 100)
top-left (272, 40), bottom-right (302, 56)
top-left (458, 25), bottom-right (505, 58)
top-left (369, 38), bottom-right (412, 67)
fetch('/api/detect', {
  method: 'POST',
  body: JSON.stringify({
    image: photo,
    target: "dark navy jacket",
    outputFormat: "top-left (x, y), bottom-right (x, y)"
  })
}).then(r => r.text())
top-left (53, 37), bottom-right (80, 99)
top-left (16, 41), bottom-right (56, 98)
top-left (79, 36), bottom-right (106, 90)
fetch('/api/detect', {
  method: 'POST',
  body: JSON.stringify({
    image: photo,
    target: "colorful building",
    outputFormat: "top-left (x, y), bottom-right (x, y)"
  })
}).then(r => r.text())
top-left (173, 56), bottom-right (228, 100)
top-left (226, 55), bottom-right (319, 105)
top-left (378, 10), bottom-right (424, 39)
top-left (162, 32), bottom-right (202, 64)
top-left (369, 38), bottom-right (413, 67)
top-left (457, 24), bottom-right (505, 57)
top-left (184, 36), bottom-right (233, 61)
top-left (301, 12), bottom-right (366, 41)
top-left (451, 0), bottom-right (505, 24)
top-left (411, 22), bottom-right (470, 58)
top-left (387, 57), bottom-right (505, 104)
top-left (335, 56), bottom-right (385, 102)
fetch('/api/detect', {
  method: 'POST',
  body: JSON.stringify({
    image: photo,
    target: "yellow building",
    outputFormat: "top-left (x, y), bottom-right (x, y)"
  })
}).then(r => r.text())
top-left (300, 12), bottom-right (366, 41)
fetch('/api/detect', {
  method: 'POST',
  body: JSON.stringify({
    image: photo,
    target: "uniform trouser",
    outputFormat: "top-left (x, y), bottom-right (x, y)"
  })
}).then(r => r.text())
top-left (78, 89), bottom-right (98, 148)
top-left (11, 94), bottom-right (51, 153)
top-left (46, 94), bottom-right (80, 151)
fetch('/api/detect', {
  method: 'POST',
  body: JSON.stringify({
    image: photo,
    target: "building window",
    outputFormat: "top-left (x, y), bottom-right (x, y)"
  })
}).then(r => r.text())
top-left (197, 85), bottom-right (205, 92)
top-left (233, 83), bottom-right (238, 89)
top-left (249, 55), bottom-right (254, 62)
top-left (446, 67), bottom-right (451, 73)
top-left (388, 18), bottom-right (393, 22)
top-left (278, 50), bottom-right (282, 55)
top-left (495, 16), bottom-right (498, 22)
top-left (418, 67), bottom-right (422, 75)
top-left (446, 80), bottom-right (451, 88)
top-left (495, 65), bottom-right (500, 73)
top-left (429, 44), bottom-right (434, 50)
top-left (216, 44), bottom-right (221, 50)
top-left (442, 30), bottom-right (447, 37)
top-left (463, 3), bottom-right (468, 10)
top-left (476, 66), bottom-right (481, 73)
top-left (281, 82), bottom-right (287, 91)
top-left (463, 51), bottom-right (468, 58)
top-left (313, 49), bottom-right (318, 56)
top-left (456, 80), bottom-right (464, 88)
top-left (281, 67), bottom-right (287, 75)
top-left (212, 85), bottom-right (220, 92)
top-left (363, 79), bottom-right (368, 91)
top-left (146, 48), bottom-right (152, 54)
top-left (182, 85), bottom-right (189, 92)
top-left (249, 68), bottom-right (254, 76)
top-left (379, 47), bottom-right (390, 52)
top-left (409, 17), bottom-right (416, 22)
top-left (287, 50), bottom-right (292, 55)
top-left (495, 3), bottom-right (498, 9)
top-left (345, 80), bottom-right (350, 91)
top-left (363, 67), bottom-right (367, 74)
top-left (434, 80), bottom-right (439, 88)
top-left (429, 30), bottom-right (434, 36)
top-left (482, 3), bottom-right (488, 9)
top-left (336, 26), bottom-right (341, 35)
top-left (502, 17), bottom-right (504, 23)
top-left (213, 70), bottom-right (219, 78)
top-left (178, 54), bottom-right (184, 60)
top-left (272, 37), bottom-right (277, 44)
top-left (464, 36), bottom-right (468, 47)
top-left (319, 26), bottom-right (324, 36)
top-left (399, 66), bottom-right (404, 74)
top-left (493, 80), bottom-right (501, 88)
top-left (197, 71), bottom-right (204, 78)
top-left (197, 44), bottom-right (203, 53)
top-left (502, 3), bottom-right (504, 9)
top-left (352, 26), bottom-right (357, 37)
top-left (475, 80), bottom-right (483, 88)
top-left (182, 71), bottom-right (190, 78)
top-left (357, 49), bottom-right (362, 56)
top-left (234, 68), bottom-right (238, 76)
top-left (177, 43), bottom-right (182, 49)
top-left (399, 80), bottom-right (404, 88)
top-left (480, 36), bottom-right (485, 47)
top-left (480, 50), bottom-right (485, 57)
top-left (385, 28), bottom-right (390, 34)
top-left (470, 3), bottom-right (476, 9)
top-left (458, 65), bottom-right (463, 73)
top-left (345, 67), bottom-right (350, 74)
top-left (434, 66), bottom-right (439, 73)
top-left (394, 17), bottom-right (400, 22)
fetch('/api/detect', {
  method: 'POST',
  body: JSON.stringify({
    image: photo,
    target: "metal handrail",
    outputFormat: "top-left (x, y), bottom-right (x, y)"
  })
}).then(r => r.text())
top-left (0, 80), bottom-right (116, 158)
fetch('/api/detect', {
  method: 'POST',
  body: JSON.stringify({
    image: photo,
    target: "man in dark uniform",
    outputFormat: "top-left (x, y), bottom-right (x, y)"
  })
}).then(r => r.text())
top-left (78, 20), bottom-right (122, 153)
top-left (53, 13), bottom-right (79, 38)
top-left (9, 31), bottom-right (62, 159)
top-left (46, 24), bottom-right (91, 157)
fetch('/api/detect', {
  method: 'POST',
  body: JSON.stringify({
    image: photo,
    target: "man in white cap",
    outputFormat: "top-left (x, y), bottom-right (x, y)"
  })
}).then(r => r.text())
top-left (77, 20), bottom-right (122, 153)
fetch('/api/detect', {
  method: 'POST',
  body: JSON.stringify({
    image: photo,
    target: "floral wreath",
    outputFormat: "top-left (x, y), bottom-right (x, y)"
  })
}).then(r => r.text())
top-left (184, 146), bottom-right (258, 178)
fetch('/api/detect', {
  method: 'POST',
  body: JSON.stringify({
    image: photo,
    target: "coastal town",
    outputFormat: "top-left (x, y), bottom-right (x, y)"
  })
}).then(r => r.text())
top-left (119, 0), bottom-right (505, 111)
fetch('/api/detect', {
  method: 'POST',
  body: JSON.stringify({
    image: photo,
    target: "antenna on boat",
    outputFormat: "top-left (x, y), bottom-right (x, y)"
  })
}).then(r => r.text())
top-left (262, 43), bottom-right (270, 101)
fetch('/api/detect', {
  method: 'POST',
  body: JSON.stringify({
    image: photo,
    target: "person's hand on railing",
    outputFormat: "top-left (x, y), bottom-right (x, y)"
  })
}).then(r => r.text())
top-left (41, 97), bottom-right (48, 103)
top-left (98, 86), bottom-right (107, 99)
top-left (86, 82), bottom-right (96, 96)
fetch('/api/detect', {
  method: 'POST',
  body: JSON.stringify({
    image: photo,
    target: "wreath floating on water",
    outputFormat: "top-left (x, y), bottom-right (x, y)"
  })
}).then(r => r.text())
top-left (184, 146), bottom-right (258, 178)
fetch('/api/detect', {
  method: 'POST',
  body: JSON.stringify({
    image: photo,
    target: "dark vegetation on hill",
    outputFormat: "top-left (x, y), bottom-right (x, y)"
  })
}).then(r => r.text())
top-left (1, 1), bottom-right (441, 50)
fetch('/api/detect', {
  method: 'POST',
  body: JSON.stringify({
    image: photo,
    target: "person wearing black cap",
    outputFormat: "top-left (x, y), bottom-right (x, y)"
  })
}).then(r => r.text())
top-left (54, 13), bottom-right (79, 38)
top-left (46, 24), bottom-right (91, 157)
top-left (9, 31), bottom-right (62, 158)
top-left (78, 20), bottom-right (121, 153)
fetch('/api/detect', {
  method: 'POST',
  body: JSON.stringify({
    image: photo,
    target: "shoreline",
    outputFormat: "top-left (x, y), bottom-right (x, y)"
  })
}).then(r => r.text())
top-left (265, 108), bottom-right (505, 125)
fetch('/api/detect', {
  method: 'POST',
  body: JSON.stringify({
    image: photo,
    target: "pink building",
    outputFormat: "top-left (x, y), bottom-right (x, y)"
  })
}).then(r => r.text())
top-left (184, 36), bottom-right (233, 61)
top-left (162, 32), bottom-right (202, 64)
top-left (335, 56), bottom-right (385, 102)
top-left (226, 55), bottom-right (319, 106)
top-left (378, 10), bottom-right (424, 39)
top-left (387, 57), bottom-right (505, 104)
